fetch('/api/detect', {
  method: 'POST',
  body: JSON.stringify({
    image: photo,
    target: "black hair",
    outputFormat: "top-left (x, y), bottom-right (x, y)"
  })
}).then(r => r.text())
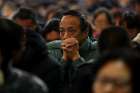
top-left (0, 18), bottom-right (23, 77)
top-left (121, 11), bottom-right (140, 31)
top-left (0, 18), bottom-right (23, 49)
top-left (98, 26), bottom-right (130, 54)
top-left (12, 7), bottom-right (37, 24)
top-left (42, 18), bottom-right (60, 38)
top-left (133, 0), bottom-right (140, 4)
top-left (62, 10), bottom-right (89, 32)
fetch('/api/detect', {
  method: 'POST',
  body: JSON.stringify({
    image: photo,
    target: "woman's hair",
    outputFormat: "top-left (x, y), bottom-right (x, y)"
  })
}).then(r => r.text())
top-left (98, 26), bottom-right (130, 54)
top-left (93, 8), bottom-right (114, 25)
top-left (91, 49), bottom-right (140, 93)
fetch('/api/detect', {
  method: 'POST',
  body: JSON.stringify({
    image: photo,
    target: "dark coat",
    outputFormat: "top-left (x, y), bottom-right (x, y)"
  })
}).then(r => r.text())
top-left (47, 38), bottom-right (98, 92)
top-left (13, 31), bottom-right (62, 93)
top-left (0, 67), bottom-right (48, 93)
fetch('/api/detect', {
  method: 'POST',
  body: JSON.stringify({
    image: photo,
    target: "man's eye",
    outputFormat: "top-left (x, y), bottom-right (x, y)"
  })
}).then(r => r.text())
top-left (68, 29), bottom-right (76, 33)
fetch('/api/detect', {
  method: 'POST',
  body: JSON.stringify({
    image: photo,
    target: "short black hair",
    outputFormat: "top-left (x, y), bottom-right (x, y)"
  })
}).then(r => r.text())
top-left (12, 7), bottom-right (37, 24)
top-left (62, 10), bottom-right (89, 32)
top-left (98, 26), bottom-right (130, 54)
top-left (42, 18), bottom-right (60, 37)
top-left (122, 11), bottom-right (140, 31)
top-left (0, 18), bottom-right (23, 49)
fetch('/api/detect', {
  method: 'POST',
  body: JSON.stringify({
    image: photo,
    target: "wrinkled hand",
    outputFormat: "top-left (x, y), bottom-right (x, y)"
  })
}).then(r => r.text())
top-left (61, 38), bottom-right (80, 62)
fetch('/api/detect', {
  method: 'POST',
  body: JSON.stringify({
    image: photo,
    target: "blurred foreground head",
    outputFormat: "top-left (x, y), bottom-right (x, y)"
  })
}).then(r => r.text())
top-left (0, 18), bottom-right (23, 67)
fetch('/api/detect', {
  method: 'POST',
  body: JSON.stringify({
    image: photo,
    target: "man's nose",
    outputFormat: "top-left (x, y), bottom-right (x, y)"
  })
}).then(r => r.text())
top-left (63, 31), bottom-right (72, 39)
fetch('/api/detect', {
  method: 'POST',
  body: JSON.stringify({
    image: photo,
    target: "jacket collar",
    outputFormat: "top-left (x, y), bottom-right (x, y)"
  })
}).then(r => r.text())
top-left (80, 38), bottom-right (92, 51)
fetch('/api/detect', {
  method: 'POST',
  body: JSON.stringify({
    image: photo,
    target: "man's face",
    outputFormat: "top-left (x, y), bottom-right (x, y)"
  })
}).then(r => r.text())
top-left (59, 15), bottom-right (87, 44)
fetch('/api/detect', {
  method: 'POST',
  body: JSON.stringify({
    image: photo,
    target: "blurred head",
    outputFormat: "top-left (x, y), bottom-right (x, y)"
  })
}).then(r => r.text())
top-left (59, 10), bottom-right (89, 45)
top-left (0, 18), bottom-right (23, 67)
top-left (91, 49), bottom-right (140, 93)
top-left (98, 26), bottom-right (130, 54)
top-left (1, 1), bottom-right (17, 18)
top-left (83, 0), bottom-right (98, 9)
top-left (133, 0), bottom-right (140, 14)
top-left (118, 0), bottom-right (130, 8)
top-left (45, 5), bottom-right (62, 21)
top-left (93, 8), bottom-right (114, 33)
top-left (12, 7), bottom-right (37, 30)
top-left (42, 18), bottom-right (60, 42)
top-left (121, 11), bottom-right (140, 39)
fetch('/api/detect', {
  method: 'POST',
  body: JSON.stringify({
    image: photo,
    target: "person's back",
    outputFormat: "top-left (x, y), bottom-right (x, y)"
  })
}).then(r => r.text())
top-left (0, 68), bottom-right (48, 93)
top-left (12, 27), bottom-right (62, 93)
top-left (97, 26), bottom-right (131, 54)
top-left (11, 7), bottom-right (62, 93)
top-left (0, 18), bottom-right (48, 93)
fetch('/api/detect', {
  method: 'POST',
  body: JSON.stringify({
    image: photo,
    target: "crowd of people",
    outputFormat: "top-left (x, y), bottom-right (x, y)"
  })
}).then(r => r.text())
top-left (0, 0), bottom-right (140, 93)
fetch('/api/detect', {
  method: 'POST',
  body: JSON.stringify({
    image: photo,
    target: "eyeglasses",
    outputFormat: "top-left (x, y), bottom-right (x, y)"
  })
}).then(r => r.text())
top-left (59, 27), bottom-right (80, 36)
top-left (95, 77), bottom-right (131, 89)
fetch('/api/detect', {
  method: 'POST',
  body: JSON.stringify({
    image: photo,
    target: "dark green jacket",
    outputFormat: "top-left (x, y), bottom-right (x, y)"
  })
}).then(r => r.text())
top-left (47, 38), bottom-right (98, 90)
top-left (47, 38), bottom-right (98, 67)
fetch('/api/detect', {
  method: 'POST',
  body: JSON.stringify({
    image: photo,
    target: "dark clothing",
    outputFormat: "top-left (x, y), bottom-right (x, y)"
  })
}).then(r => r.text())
top-left (66, 62), bottom-right (96, 93)
top-left (131, 41), bottom-right (140, 52)
top-left (47, 38), bottom-right (98, 67)
top-left (13, 31), bottom-right (62, 93)
top-left (47, 38), bottom-right (98, 92)
top-left (0, 67), bottom-right (48, 93)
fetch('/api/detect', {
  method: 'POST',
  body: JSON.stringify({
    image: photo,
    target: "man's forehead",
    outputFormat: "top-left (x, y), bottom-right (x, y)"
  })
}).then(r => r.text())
top-left (60, 15), bottom-right (80, 25)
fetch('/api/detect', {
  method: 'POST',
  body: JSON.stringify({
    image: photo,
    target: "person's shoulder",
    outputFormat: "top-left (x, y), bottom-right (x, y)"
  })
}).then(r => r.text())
top-left (12, 68), bottom-right (48, 93)
top-left (47, 40), bottom-right (62, 49)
